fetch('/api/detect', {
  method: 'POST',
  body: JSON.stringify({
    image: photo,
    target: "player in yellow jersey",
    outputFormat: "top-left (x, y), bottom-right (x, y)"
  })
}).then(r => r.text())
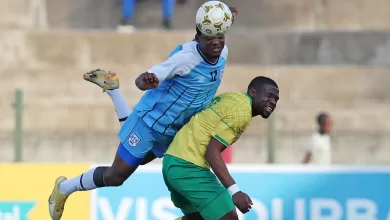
top-left (163, 76), bottom-right (280, 220)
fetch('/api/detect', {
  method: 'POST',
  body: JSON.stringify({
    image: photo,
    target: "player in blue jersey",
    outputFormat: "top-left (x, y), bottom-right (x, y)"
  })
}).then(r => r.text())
top-left (48, 6), bottom-right (239, 220)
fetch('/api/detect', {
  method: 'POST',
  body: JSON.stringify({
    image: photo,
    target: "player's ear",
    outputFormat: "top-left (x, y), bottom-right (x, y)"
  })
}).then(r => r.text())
top-left (248, 87), bottom-right (256, 98)
top-left (194, 34), bottom-right (200, 42)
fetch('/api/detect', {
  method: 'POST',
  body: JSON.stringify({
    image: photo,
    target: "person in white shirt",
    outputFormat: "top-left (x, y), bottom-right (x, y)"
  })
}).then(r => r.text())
top-left (303, 112), bottom-right (333, 165)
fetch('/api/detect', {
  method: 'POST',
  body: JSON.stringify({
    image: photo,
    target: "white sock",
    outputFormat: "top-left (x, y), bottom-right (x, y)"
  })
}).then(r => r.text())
top-left (106, 89), bottom-right (131, 126)
top-left (60, 167), bottom-right (98, 195)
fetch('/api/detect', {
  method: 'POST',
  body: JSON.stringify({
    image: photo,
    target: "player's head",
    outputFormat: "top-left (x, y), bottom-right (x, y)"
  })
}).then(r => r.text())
top-left (316, 112), bottom-right (333, 134)
top-left (247, 76), bottom-right (279, 118)
top-left (195, 26), bottom-right (225, 60)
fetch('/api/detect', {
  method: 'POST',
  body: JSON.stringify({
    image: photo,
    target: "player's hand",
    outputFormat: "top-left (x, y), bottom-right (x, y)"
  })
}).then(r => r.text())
top-left (141, 72), bottom-right (159, 89)
top-left (229, 6), bottom-right (239, 16)
top-left (232, 191), bottom-right (253, 214)
top-left (228, 6), bottom-right (238, 24)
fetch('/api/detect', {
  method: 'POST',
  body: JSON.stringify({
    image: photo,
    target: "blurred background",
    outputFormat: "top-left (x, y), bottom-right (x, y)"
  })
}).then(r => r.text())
top-left (1, 1), bottom-right (390, 220)
top-left (1, 0), bottom-right (390, 165)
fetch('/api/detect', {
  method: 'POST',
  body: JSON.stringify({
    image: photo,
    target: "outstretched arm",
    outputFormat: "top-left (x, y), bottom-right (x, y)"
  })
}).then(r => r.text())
top-left (135, 52), bottom-right (188, 91)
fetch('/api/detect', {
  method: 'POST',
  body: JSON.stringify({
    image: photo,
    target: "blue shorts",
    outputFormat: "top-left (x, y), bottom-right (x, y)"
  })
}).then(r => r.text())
top-left (117, 111), bottom-right (174, 167)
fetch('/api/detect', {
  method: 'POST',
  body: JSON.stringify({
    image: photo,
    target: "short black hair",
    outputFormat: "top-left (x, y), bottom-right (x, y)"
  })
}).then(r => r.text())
top-left (247, 76), bottom-right (278, 91)
top-left (196, 26), bottom-right (202, 36)
top-left (316, 112), bottom-right (329, 126)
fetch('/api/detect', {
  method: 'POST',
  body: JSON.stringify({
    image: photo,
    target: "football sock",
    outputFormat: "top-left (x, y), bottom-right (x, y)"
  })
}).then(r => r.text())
top-left (106, 89), bottom-right (131, 126)
top-left (60, 167), bottom-right (107, 195)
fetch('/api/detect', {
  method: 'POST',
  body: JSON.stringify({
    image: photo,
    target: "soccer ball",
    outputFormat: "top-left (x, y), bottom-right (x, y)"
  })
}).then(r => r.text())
top-left (196, 1), bottom-right (233, 37)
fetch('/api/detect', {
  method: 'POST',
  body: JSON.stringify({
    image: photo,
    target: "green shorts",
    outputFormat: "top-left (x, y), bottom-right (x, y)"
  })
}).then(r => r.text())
top-left (162, 155), bottom-right (235, 220)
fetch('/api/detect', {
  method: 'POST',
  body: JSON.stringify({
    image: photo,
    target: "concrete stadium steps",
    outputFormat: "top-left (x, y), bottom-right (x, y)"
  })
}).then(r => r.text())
top-left (2, 0), bottom-right (390, 30)
top-left (2, 66), bottom-right (390, 104)
top-left (0, 29), bottom-right (389, 163)
top-left (0, 0), bottom-right (48, 29)
top-left (1, 66), bottom-right (390, 135)
top-left (2, 102), bottom-right (389, 134)
top-left (235, 131), bottom-right (390, 164)
top-left (0, 30), bottom-right (193, 69)
top-left (2, 30), bottom-right (390, 68)
top-left (2, 129), bottom-right (390, 164)
top-left (220, 0), bottom-right (390, 30)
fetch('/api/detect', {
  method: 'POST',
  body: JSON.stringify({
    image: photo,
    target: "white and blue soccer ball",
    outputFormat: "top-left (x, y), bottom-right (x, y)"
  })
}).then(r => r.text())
top-left (196, 1), bottom-right (233, 37)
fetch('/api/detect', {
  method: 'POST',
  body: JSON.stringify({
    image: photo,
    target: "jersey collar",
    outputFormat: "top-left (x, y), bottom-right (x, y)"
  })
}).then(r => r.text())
top-left (245, 93), bottom-right (253, 105)
top-left (196, 44), bottom-right (219, 66)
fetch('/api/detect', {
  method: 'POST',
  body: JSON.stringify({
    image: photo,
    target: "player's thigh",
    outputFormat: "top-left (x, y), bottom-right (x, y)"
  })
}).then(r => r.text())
top-left (162, 159), bottom-right (197, 215)
top-left (162, 155), bottom-right (234, 220)
top-left (139, 151), bottom-right (157, 165)
top-left (117, 111), bottom-right (158, 166)
top-left (183, 212), bottom-right (204, 220)
top-left (103, 144), bottom-right (139, 185)
top-left (219, 210), bottom-right (239, 220)
top-left (200, 191), bottom-right (235, 220)
top-left (169, 188), bottom-right (198, 216)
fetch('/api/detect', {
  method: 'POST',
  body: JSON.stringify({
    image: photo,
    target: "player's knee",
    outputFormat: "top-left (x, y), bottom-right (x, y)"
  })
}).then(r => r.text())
top-left (103, 167), bottom-right (128, 186)
top-left (220, 209), bottom-right (238, 220)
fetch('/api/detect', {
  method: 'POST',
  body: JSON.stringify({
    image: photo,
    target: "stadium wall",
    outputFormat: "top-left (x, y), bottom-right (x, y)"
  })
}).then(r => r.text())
top-left (1, 163), bottom-right (390, 220)
top-left (1, 30), bottom-right (390, 163)
top-left (2, 0), bottom-right (390, 30)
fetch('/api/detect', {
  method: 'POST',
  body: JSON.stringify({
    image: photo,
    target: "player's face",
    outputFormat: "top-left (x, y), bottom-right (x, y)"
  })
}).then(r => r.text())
top-left (198, 34), bottom-right (225, 59)
top-left (252, 85), bottom-right (279, 118)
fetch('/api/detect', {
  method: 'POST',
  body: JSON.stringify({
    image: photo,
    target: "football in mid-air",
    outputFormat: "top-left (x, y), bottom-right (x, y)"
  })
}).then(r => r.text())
top-left (196, 1), bottom-right (233, 37)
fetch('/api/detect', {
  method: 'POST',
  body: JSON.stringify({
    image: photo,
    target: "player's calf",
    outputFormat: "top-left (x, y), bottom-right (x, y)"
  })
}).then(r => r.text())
top-left (102, 166), bottom-right (133, 186)
top-left (58, 147), bottom-right (138, 196)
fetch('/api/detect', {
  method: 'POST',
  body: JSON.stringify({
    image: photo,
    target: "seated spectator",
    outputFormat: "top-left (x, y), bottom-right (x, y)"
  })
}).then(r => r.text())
top-left (117, 0), bottom-right (176, 32)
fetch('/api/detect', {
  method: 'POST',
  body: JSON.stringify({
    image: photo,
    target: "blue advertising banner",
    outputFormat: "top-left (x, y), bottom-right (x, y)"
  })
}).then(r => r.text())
top-left (0, 201), bottom-right (35, 220)
top-left (91, 165), bottom-right (390, 220)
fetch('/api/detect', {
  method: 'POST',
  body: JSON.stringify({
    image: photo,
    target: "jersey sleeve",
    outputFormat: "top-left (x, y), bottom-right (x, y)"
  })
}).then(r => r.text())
top-left (169, 45), bottom-right (183, 57)
top-left (212, 115), bottom-right (246, 147)
top-left (147, 51), bottom-right (191, 84)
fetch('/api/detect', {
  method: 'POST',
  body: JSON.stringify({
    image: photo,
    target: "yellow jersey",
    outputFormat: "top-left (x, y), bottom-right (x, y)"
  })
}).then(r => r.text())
top-left (165, 92), bottom-right (252, 168)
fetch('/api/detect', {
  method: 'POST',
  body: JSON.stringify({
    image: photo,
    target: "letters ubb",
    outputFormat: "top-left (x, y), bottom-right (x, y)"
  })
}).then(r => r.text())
top-left (95, 197), bottom-right (385, 220)
top-left (92, 165), bottom-right (390, 220)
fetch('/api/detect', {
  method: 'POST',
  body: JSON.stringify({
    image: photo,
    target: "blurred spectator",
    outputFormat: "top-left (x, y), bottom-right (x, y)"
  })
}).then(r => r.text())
top-left (117, 0), bottom-right (176, 32)
top-left (303, 112), bottom-right (333, 165)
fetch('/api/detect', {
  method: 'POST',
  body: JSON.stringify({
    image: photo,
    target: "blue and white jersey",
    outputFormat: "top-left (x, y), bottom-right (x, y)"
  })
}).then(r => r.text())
top-left (134, 41), bottom-right (228, 136)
